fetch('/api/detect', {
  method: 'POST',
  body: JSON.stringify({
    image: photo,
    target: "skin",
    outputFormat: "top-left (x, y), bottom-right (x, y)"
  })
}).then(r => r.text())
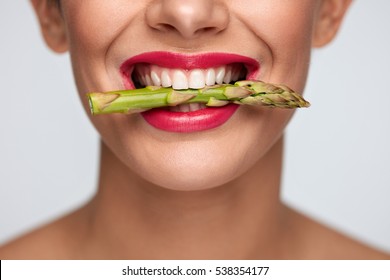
top-left (1, 0), bottom-right (389, 259)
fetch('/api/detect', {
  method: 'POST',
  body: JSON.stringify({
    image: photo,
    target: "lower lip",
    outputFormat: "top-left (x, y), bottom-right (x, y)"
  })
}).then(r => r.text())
top-left (141, 104), bottom-right (239, 133)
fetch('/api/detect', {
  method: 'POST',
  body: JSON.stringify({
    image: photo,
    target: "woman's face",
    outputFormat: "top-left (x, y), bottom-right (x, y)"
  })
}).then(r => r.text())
top-left (34, 0), bottom-right (349, 190)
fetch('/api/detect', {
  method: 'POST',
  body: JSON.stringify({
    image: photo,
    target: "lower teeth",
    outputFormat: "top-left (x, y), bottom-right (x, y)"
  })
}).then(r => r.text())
top-left (169, 103), bottom-right (207, 112)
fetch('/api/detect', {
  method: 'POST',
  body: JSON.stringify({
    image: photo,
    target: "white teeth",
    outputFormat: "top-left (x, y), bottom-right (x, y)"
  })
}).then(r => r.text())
top-left (215, 67), bottom-right (226, 85)
top-left (223, 68), bottom-right (232, 84)
top-left (189, 103), bottom-right (200, 111)
top-left (178, 103), bottom-right (190, 112)
top-left (151, 71), bottom-right (161, 86)
top-left (134, 63), bottom-right (245, 112)
top-left (189, 69), bottom-right (205, 89)
top-left (231, 69), bottom-right (240, 82)
top-left (161, 69), bottom-right (172, 87)
top-left (169, 102), bottom-right (206, 112)
top-left (172, 70), bottom-right (188, 89)
top-left (135, 64), bottom-right (244, 89)
top-left (205, 68), bottom-right (216, 86)
top-left (145, 74), bottom-right (152, 86)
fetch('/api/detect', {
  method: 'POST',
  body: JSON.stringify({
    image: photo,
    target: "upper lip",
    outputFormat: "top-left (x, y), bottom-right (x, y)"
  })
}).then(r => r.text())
top-left (120, 51), bottom-right (260, 88)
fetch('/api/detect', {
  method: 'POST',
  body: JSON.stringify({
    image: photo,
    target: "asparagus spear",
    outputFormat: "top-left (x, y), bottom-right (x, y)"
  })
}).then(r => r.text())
top-left (87, 80), bottom-right (310, 115)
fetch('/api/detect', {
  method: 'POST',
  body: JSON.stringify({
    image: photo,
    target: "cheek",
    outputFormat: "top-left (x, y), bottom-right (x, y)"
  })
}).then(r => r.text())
top-left (61, 2), bottom-right (146, 114)
top-left (246, 1), bottom-right (316, 48)
top-left (269, 13), bottom-right (314, 88)
top-left (63, 1), bottom-right (142, 52)
top-left (62, 1), bottom-right (145, 94)
top-left (235, 1), bottom-right (316, 90)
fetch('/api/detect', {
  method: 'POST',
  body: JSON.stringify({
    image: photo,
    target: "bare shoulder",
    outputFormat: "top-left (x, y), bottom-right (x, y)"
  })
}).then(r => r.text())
top-left (284, 206), bottom-right (390, 259)
top-left (0, 206), bottom-right (91, 259)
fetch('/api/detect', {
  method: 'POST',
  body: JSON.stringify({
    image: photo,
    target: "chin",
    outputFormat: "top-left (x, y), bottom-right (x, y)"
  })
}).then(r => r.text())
top-left (132, 144), bottom-right (246, 191)
top-left (144, 165), bottom-right (237, 192)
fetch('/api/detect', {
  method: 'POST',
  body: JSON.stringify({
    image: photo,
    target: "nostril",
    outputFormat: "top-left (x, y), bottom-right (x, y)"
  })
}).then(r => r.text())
top-left (191, 27), bottom-right (219, 38)
top-left (197, 27), bottom-right (216, 34)
top-left (152, 22), bottom-right (219, 39)
top-left (154, 23), bottom-right (176, 33)
top-left (203, 27), bottom-right (215, 32)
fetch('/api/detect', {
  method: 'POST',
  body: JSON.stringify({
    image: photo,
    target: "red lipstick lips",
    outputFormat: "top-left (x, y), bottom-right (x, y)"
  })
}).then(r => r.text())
top-left (120, 52), bottom-right (260, 133)
top-left (141, 104), bottom-right (239, 133)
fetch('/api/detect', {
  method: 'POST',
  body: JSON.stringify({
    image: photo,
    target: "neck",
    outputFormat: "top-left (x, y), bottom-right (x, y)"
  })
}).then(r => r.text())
top-left (87, 136), bottom-right (287, 259)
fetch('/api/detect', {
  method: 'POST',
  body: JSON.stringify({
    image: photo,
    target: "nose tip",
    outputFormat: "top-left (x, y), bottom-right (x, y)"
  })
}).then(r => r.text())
top-left (146, 0), bottom-right (229, 39)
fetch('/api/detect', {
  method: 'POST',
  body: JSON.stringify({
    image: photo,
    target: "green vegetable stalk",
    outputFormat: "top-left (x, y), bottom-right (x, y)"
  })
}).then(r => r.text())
top-left (87, 80), bottom-right (310, 115)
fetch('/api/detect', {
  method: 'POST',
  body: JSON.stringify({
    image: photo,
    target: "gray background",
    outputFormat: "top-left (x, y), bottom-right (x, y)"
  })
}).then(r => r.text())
top-left (1, 1), bottom-right (389, 252)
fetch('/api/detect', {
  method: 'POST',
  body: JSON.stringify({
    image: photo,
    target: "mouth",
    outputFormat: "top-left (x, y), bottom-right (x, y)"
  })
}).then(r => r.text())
top-left (120, 52), bottom-right (260, 132)
top-left (121, 52), bottom-right (259, 90)
top-left (132, 62), bottom-right (246, 92)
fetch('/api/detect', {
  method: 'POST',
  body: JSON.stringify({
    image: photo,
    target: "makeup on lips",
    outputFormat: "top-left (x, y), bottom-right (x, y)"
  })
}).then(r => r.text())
top-left (120, 52), bottom-right (260, 133)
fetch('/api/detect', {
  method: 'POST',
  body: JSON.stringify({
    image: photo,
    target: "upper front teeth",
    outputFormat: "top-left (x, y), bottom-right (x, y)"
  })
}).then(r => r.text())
top-left (189, 69), bottom-right (205, 89)
top-left (161, 70), bottom-right (171, 87)
top-left (205, 69), bottom-right (215, 86)
top-left (173, 70), bottom-right (188, 89)
top-left (150, 71), bottom-right (161, 86)
top-left (215, 67), bottom-right (225, 85)
top-left (133, 64), bottom-right (244, 90)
